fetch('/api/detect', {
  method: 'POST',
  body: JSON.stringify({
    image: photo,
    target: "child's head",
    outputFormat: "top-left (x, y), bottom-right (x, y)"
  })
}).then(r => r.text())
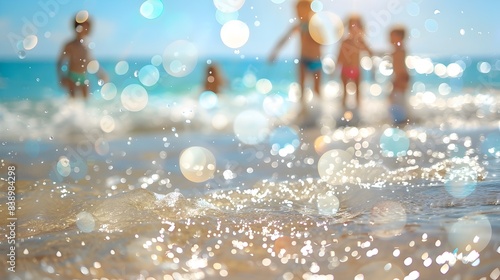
top-left (207, 65), bottom-right (217, 76)
top-left (390, 26), bottom-right (406, 46)
top-left (296, 0), bottom-right (313, 22)
top-left (347, 14), bottom-right (364, 35)
top-left (74, 11), bottom-right (91, 37)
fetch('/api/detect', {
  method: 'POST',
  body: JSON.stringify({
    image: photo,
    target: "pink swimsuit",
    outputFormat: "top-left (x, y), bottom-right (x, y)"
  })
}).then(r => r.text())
top-left (341, 66), bottom-right (360, 80)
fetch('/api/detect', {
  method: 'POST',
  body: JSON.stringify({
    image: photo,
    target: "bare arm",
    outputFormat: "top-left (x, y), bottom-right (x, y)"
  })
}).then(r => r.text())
top-left (359, 38), bottom-right (373, 57)
top-left (268, 25), bottom-right (298, 63)
top-left (96, 65), bottom-right (109, 83)
top-left (86, 51), bottom-right (109, 83)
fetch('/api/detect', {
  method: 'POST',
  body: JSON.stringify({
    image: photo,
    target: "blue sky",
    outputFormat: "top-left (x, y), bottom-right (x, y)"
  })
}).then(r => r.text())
top-left (0, 0), bottom-right (499, 61)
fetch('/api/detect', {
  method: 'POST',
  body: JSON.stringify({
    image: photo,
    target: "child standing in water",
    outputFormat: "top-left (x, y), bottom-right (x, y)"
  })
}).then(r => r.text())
top-left (269, 0), bottom-right (322, 120)
top-left (57, 11), bottom-right (107, 99)
top-left (203, 63), bottom-right (225, 94)
top-left (336, 15), bottom-right (373, 112)
top-left (388, 26), bottom-right (410, 125)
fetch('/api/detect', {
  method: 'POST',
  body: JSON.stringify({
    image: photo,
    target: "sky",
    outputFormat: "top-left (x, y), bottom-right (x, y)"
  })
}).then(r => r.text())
top-left (0, 0), bottom-right (499, 61)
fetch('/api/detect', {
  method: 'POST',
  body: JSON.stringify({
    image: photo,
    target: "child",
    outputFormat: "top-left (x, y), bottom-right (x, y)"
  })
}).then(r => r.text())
top-left (269, 0), bottom-right (322, 119)
top-left (336, 15), bottom-right (373, 112)
top-left (57, 11), bottom-right (107, 99)
top-left (203, 63), bottom-right (225, 94)
top-left (388, 26), bottom-right (410, 125)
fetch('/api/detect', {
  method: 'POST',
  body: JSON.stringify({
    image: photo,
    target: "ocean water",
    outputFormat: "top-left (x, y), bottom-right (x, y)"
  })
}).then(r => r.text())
top-left (0, 56), bottom-right (499, 138)
top-left (1, 56), bottom-right (500, 279)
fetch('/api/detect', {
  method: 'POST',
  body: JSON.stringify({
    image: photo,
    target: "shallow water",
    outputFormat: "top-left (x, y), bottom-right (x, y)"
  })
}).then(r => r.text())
top-left (1, 56), bottom-right (500, 279)
top-left (1, 102), bottom-right (500, 279)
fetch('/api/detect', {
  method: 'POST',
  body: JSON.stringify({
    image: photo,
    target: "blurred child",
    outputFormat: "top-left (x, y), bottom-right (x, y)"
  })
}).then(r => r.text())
top-left (388, 26), bottom-right (410, 125)
top-left (269, 0), bottom-right (322, 119)
top-left (336, 15), bottom-right (373, 112)
top-left (203, 63), bottom-right (225, 94)
top-left (57, 11), bottom-right (107, 99)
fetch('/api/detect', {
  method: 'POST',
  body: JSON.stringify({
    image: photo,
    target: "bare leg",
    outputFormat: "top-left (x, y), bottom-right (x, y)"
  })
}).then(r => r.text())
top-left (68, 83), bottom-right (76, 99)
top-left (341, 75), bottom-right (349, 111)
top-left (354, 75), bottom-right (361, 110)
top-left (81, 85), bottom-right (89, 100)
top-left (298, 63), bottom-right (307, 117)
top-left (313, 70), bottom-right (321, 97)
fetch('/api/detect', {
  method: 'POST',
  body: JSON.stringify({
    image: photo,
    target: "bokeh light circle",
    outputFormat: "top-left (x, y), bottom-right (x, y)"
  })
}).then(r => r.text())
top-left (406, 2), bottom-right (420, 17)
top-left (57, 157), bottom-right (71, 177)
top-left (311, 0), bottom-right (323, 12)
top-left (220, 20), bottom-right (250, 49)
top-left (322, 55), bottom-right (336, 74)
top-left (23, 35), bottom-right (38, 50)
top-left (151, 54), bottom-right (162, 66)
top-left (101, 82), bottom-right (117, 100)
top-left (263, 94), bottom-right (290, 117)
top-left (481, 131), bottom-right (500, 158)
top-left (212, 113), bottom-right (229, 130)
top-left (378, 59), bottom-right (394, 76)
top-left (213, 0), bottom-right (245, 13)
top-left (140, 0), bottom-right (164, 19)
top-left (317, 191), bottom-right (340, 215)
top-left (411, 28), bottom-right (421, 38)
top-left (121, 84), bottom-right (149, 112)
top-left (444, 163), bottom-right (478, 198)
top-left (115, 61), bottom-right (129, 75)
top-left (425, 18), bottom-right (438, 32)
top-left (317, 149), bottom-right (352, 183)
top-left (447, 214), bottom-right (492, 254)
top-left (100, 115), bottom-right (115, 133)
top-left (256, 78), bottom-right (272, 94)
top-left (138, 65), bottom-right (160, 87)
top-left (95, 138), bottom-right (109, 156)
top-left (18, 50), bottom-right (26, 59)
top-left (269, 126), bottom-right (300, 156)
top-left (76, 211), bottom-right (95, 233)
top-left (309, 11), bottom-right (344, 45)
top-left (68, 158), bottom-right (87, 180)
top-left (86, 60), bottom-right (99, 74)
top-left (199, 91), bottom-right (219, 110)
top-left (380, 128), bottom-right (409, 157)
top-left (179, 146), bottom-right (217, 183)
top-left (477, 62), bottom-right (491, 74)
top-left (75, 10), bottom-right (89, 23)
top-left (162, 40), bottom-right (198, 77)
top-left (233, 110), bottom-right (270, 145)
top-left (371, 200), bottom-right (407, 238)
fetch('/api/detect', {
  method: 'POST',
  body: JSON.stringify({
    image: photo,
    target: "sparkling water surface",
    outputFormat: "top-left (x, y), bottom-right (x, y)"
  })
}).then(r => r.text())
top-left (1, 17), bottom-right (500, 280)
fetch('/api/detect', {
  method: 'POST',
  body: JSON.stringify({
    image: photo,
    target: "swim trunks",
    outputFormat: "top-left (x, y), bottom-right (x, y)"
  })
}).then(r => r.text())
top-left (301, 59), bottom-right (322, 72)
top-left (300, 22), bottom-right (309, 32)
top-left (390, 91), bottom-right (408, 124)
top-left (341, 66), bottom-right (360, 80)
top-left (67, 71), bottom-right (87, 85)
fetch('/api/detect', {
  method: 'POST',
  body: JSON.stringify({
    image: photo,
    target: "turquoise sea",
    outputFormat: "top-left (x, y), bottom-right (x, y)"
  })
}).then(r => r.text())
top-left (1, 54), bottom-right (500, 279)
top-left (0, 55), bottom-right (499, 137)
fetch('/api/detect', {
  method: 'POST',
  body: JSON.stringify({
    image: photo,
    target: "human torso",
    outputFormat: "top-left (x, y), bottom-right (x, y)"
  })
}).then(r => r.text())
top-left (298, 23), bottom-right (321, 60)
top-left (392, 48), bottom-right (408, 79)
top-left (339, 37), bottom-right (365, 67)
top-left (66, 39), bottom-right (89, 73)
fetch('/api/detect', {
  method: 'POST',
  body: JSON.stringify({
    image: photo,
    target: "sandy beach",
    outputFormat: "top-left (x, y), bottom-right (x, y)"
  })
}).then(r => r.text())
top-left (1, 104), bottom-right (499, 279)
top-left (1, 1), bottom-right (500, 279)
